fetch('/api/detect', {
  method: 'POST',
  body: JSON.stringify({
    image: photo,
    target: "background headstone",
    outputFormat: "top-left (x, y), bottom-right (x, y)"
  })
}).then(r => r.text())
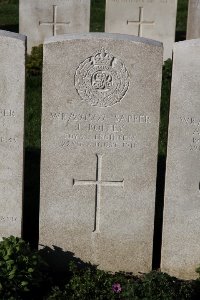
top-left (187, 0), bottom-right (200, 39)
top-left (105, 0), bottom-right (177, 61)
top-left (0, 30), bottom-right (26, 239)
top-left (161, 39), bottom-right (200, 280)
top-left (19, 0), bottom-right (91, 53)
top-left (39, 33), bottom-right (163, 273)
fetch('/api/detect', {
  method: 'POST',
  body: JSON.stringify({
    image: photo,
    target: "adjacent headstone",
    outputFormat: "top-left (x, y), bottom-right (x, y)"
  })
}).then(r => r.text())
top-left (19, 0), bottom-right (91, 53)
top-left (39, 33), bottom-right (163, 273)
top-left (0, 31), bottom-right (26, 238)
top-left (105, 0), bottom-right (177, 61)
top-left (161, 39), bottom-right (200, 280)
top-left (187, 0), bottom-right (200, 40)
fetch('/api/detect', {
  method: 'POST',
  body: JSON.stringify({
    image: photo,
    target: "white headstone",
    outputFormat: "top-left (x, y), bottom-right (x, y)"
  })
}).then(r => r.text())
top-left (19, 0), bottom-right (91, 53)
top-left (105, 0), bottom-right (177, 61)
top-left (187, 0), bottom-right (200, 39)
top-left (0, 30), bottom-right (26, 238)
top-left (161, 39), bottom-right (200, 280)
top-left (39, 33), bottom-right (163, 273)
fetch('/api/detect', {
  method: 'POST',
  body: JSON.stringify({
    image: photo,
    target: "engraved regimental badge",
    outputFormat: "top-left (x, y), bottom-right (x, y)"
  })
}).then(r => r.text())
top-left (75, 48), bottom-right (129, 107)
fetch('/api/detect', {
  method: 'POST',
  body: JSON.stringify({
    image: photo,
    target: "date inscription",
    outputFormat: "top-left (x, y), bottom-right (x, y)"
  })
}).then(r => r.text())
top-left (0, 109), bottom-right (15, 118)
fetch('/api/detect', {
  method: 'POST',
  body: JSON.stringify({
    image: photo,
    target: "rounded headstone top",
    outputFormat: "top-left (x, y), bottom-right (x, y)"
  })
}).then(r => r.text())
top-left (44, 32), bottom-right (163, 48)
top-left (0, 30), bottom-right (26, 42)
top-left (174, 38), bottom-right (200, 50)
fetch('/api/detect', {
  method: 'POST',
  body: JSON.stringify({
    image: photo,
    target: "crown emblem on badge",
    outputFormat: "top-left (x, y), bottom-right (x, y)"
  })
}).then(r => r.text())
top-left (92, 48), bottom-right (114, 67)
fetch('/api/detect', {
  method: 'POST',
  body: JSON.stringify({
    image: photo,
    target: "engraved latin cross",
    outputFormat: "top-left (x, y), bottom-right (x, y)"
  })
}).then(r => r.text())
top-left (73, 154), bottom-right (124, 233)
top-left (127, 7), bottom-right (155, 37)
top-left (39, 5), bottom-right (70, 36)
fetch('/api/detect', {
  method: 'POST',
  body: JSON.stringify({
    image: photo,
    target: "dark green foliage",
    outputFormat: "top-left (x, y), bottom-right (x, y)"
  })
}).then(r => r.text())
top-left (26, 45), bottom-right (43, 77)
top-left (0, 0), bottom-right (18, 32)
top-left (176, 0), bottom-right (188, 33)
top-left (0, 236), bottom-right (48, 299)
top-left (25, 75), bottom-right (42, 149)
top-left (90, 0), bottom-right (105, 32)
top-left (139, 271), bottom-right (193, 300)
top-left (0, 237), bottom-right (198, 299)
top-left (159, 59), bottom-right (172, 156)
top-left (47, 262), bottom-right (138, 300)
top-left (196, 266), bottom-right (200, 276)
top-left (25, 45), bottom-right (43, 149)
top-left (46, 263), bottom-right (193, 300)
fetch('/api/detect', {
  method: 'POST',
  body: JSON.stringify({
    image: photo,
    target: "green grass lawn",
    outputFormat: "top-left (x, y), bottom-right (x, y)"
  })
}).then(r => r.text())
top-left (0, 0), bottom-right (18, 32)
top-left (176, 0), bottom-right (188, 32)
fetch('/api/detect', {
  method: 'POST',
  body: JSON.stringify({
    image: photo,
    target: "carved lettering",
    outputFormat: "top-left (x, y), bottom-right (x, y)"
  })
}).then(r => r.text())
top-left (191, 0), bottom-right (200, 9)
top-left (0, 109), bottom-right (15, 118)
top-left (180, 116), bottom-right (200, 126)
top-left (0, 216), bottom-right (17, 223)
top-left (50, 111), bottom-right (152, 151)
top-left (0, 137), bottom-right (17, 144)
top-left (51, 112), bottom-right (106, 123)
top-left (115, 114), bottom-right (151, 123)
top-left (51, 111), bottom-right (151, 124)
top-left (60, 133), bottom-right (136, 150)
top-left (180, 116), bottom-right (200, 152)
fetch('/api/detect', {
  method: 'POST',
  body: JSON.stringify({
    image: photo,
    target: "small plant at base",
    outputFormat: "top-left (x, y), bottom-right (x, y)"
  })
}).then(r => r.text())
top-left (0, 236), bottom-right (48, 299)
top-left (139, 271), bottom-right (193, 300)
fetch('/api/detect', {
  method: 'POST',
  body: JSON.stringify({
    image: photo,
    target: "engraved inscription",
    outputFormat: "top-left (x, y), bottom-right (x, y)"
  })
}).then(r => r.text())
top-left (0, 216), bottom-right (17, 223)
top-left (75, 48), bottom-right (129, 107)
top-left (0, 109), bottom-right (15, 118)
top-left (0, 137), bottom-right (17, 144)
top-left (191, 0), bottom-right (200, 8)
top-left (73, 154), bottom-right (124, 232)
top-left (0, 109), bottom-right (18, 145)
top-left (39, 5), bottom-right (70, 36)
top-left (50, 111), bottom-right (152, 150)
top-left (127, 7), bottom-right (155, 37)
top-left (180, 116), bottom-right (200, 152)
top-left (50, 112), bottom-right (151, 124)
top-left (61, 133), bottom-right (136, 149)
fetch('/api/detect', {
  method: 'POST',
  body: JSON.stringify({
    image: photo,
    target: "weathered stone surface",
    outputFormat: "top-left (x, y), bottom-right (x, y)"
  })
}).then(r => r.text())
top-left (105, 0), bottom-right (177, 61)
top-left (187, 0), bottom-right (200, 39)
top-left (19, 0), bottom-right (91, 53)
top-left (161, 39), bottom-right (200, 280)
top-left (0, 30), bottom-right (26, 239)
top-left (39, 33), bottom-right (163, 273)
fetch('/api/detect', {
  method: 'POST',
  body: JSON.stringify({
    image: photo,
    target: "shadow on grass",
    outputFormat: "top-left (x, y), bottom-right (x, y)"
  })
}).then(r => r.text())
top-left (23, 148), bottom-right (40, 249)
top-left (152, 155), bottom-right (166, 270)
top-left (176, 31), bottom-right (186, 42)
top-left (0, 24), bottom-right (18, 32)
top-left (40, 245), bottom-right (98, 283)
